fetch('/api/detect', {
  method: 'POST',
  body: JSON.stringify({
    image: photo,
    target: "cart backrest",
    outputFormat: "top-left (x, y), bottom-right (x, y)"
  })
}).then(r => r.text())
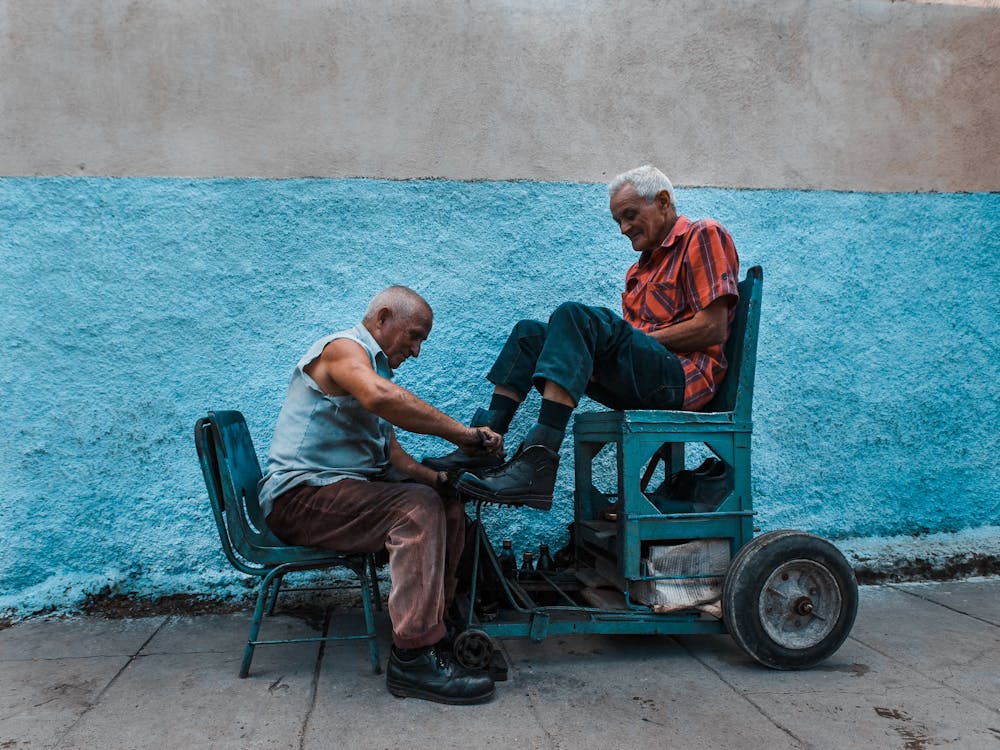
top-left (702, 265), bottom-right (762, 418)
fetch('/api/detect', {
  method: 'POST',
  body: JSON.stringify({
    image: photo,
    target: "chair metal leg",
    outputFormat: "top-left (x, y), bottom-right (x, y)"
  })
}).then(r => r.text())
top-left (266, 574), bottom-right (284, 616)
top-left (356, 562), bottom-right (382, 674)
top-left (239, 561), bottom-right (385, 678)
top-left (368, 554), bottom-right (383, 612)
top-left (241, 571), bottom-right (279, 678)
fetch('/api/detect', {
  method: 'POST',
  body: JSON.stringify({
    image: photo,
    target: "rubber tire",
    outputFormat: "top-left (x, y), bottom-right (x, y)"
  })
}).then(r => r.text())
top-left (453, 629), bottom-right (495, 671)
top-left (723, 530), bottom-right (858, 670)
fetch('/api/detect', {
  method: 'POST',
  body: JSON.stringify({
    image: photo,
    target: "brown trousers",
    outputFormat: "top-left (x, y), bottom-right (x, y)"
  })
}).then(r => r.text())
top-left (266, 479), bottom-right (466, 650)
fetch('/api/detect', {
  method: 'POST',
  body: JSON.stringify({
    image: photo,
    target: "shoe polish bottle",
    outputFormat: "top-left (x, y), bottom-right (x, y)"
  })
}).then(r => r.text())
top-left (536, 543), bottom-right (555, 573)
top-left (519, 551), bottom-right (535, 581)
top-left (498, 538), bottom-right (518, 578)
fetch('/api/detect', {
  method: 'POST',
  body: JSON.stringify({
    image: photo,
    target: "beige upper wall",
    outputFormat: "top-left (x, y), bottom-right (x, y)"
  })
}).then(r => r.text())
top-left (1, 0), bottom-right (998, 190)
top-left (906, 0), bottom-right (999, 6)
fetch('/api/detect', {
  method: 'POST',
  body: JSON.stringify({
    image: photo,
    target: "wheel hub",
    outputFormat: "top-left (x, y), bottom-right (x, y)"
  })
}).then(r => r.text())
top-left (793, 596), bottom-right (814, 616)
top-left (758, 558), bottom-right (842, 649)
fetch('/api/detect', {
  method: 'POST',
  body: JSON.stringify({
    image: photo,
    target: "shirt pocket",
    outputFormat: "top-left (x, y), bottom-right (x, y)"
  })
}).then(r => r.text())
top-left (641, 281), bottom-right (681, 324)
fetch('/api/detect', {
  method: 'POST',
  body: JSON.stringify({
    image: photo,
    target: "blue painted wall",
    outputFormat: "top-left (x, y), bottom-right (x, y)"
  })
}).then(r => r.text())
top-left (2, 178), bottom-right (998, 615)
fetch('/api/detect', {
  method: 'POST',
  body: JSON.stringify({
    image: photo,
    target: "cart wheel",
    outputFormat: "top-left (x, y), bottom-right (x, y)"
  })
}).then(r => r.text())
top-left (723, 530), bottom-right (858, 670)
top-left (453, 629), bottom-right (494, 670)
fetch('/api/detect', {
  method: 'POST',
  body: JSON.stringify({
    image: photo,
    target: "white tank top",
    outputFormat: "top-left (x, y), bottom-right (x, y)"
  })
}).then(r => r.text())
top-left (257, 323), bottom-right (394, 517)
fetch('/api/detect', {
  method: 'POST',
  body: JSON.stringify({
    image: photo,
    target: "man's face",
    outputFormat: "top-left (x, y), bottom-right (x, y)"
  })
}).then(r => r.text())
top-left (610, 184), bottom-right (677, 253)
top-left (375, 308), bottom-right (432, 369)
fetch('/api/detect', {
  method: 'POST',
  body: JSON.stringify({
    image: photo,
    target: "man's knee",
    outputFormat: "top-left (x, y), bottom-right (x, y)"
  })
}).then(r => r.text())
top-left (549, 301), bottom-right (597, 325)
top-left (510, 318), bottom-right (546, 339)
top-left (398, 484), bottom-right (445, 520)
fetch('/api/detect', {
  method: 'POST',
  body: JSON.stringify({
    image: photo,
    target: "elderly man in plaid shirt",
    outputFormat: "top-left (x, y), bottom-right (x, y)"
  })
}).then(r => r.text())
top-left (425, 165), bottom-right (740, 511)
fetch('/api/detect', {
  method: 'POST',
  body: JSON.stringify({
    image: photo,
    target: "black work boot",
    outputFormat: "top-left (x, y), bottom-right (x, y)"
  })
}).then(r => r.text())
top-left (386, 645), bottom-right (495, 705)
top-left (455, 443), bottom-right (560, 511)
top-left (422, 408), bottom-right (507, 474)
top-left (692, 458), bottom-right (731, 510)
top-left (649, 458), bottom-right (727, 513)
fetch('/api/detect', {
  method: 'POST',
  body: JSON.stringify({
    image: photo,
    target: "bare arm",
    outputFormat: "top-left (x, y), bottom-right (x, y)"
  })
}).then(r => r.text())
top-left (387, 430), bottom-right (440, 485)
top-left (646, 297), bottom-right (732, 352)
top-left (305, 338), bottom-right (502, 455)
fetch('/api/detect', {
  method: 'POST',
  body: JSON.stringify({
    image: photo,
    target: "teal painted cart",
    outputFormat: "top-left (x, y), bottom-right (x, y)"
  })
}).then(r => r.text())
top-left (454, 267), bottom-right (860, 671)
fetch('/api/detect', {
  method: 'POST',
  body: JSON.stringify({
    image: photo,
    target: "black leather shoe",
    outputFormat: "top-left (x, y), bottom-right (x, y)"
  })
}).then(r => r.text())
top-left (455, 444), bottom-right (559, 511)
top-left (649, 458), bottom-right (732, 513)
top-left (649, 469), bottom-right (697, 502)
top-left (386, 645), bottom-right (495, 705)
top-left (649, 458), bottom-right (719, 502)
top-left (692, 458), bottom-right (731, 510)
top-left (422, 408), bottom-right (506, 474)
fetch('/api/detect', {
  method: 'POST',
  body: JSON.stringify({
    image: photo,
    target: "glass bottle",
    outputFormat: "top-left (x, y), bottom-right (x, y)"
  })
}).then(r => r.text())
top-left (536, 543), bottom-right (555, 573)
top-left (498, 538), bottom-right (518, 578)
top-left (518, 551), bottom-right (535, 581)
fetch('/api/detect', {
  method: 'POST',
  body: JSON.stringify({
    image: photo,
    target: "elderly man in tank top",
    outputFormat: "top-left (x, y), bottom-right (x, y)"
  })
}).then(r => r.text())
top-left (258, 286), bottom-right (503, 705)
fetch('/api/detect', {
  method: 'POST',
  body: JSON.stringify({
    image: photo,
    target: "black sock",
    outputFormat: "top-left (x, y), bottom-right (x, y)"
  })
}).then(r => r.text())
top-left (520, 399), bottom-right (574, 451)
top-left (538, 399), bottom-right (573, 432)
top-left (487, 393), bottom-right (520, 433)
top-left (523, 421), bottom-right (565, 451)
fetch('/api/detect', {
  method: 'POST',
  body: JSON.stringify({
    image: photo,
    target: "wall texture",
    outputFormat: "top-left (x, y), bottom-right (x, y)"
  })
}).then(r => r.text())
top-left (1, 178), bottom-right (998, 615)
top-left (2, 0), bottom-right (999, 190)
top-left (1, 1), bottom-right (998, 615)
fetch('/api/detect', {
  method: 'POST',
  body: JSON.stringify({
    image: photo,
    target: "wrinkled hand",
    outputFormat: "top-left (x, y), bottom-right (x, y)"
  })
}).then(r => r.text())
top-left (459, 426), bottom-right (505, 458)
top-left (434, 468), bottom-right (464, 500)
top-left (477, 426), bottom-right (505, 456)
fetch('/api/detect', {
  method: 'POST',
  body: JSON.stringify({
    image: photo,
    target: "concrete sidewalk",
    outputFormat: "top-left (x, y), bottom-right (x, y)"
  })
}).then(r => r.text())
top-left (2, 578), bottom-right (999, 749)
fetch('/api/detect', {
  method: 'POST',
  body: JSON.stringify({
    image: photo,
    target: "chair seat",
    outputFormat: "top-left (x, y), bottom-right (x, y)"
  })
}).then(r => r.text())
top-left (574, 409), bottom-right (750, 432)
top-left (241, 543), bottom-right (367, 569)
top-left (262, 543), bottom-right (356, 560)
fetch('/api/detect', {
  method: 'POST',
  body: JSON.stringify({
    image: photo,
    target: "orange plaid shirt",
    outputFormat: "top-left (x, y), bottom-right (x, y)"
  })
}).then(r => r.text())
top-left (621, 215), bottom-right (740, 410)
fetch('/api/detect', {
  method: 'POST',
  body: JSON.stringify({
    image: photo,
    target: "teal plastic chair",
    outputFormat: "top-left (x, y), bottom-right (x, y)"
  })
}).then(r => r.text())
top-left (195, 410), bottom-right (382, 677)
top-left (572, 266), bottom-right (763, 588)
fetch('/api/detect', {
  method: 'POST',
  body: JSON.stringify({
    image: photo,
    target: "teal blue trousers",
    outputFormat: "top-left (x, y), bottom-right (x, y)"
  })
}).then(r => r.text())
top-left (486, 302), bottom-right (685, 410)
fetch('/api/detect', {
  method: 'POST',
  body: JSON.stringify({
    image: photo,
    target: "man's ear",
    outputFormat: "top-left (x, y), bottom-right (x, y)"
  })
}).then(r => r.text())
top-left (375, 306), bottom-right (393, 327)
top-left (656, 189), bottom-right (673, 212)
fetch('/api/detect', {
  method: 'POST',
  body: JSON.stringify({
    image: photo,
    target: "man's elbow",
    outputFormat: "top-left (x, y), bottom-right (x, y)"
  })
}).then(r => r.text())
top-left (710, 318), bottom-right (730, 347)
top-left (703, 299), bottom-right (733, 347)
top-left (689, 317), bottom-right (728, 351)
top-left (355, 382), bottom-right (401, 414)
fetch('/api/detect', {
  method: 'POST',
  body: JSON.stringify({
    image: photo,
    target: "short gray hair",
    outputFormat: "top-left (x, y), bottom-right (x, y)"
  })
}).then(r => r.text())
top-left (363, 285), bottom-right (431, 323)
top-left (608, 165), bottom-right (675, 207)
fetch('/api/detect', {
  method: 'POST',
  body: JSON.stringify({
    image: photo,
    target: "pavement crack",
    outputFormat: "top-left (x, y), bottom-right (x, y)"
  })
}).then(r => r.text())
top-left (886, 584), bottom-right (1000, 628)
top-left (298, 608), bottom-right (331, 750)
top-left (522, 687), bottom-right (559, 750)
top-left (513, 649), bottom-right (558, 750)
top-left (675, 637), bottom-right (809, 748)
top-left (847, 633), bottom-right (1000, 717)
top-left (52, 615), bottom-right (171, 748)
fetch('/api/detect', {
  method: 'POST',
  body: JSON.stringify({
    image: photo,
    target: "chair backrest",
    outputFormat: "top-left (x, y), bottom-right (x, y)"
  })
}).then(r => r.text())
top-left (702, 266), bottom-right (763, 417)
top-left (194, 410), bottom-right (286, 572)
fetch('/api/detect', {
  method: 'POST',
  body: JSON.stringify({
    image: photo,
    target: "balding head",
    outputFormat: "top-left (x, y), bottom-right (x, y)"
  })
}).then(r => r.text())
top-left (363, 285), bottom-right (432, 325)
top-left (362, 286), bottom-right (433, 368)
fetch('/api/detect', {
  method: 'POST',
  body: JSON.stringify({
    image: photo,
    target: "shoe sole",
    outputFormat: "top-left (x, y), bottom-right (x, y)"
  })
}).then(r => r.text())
top-left (455, 482), bottom-right (553, 511)
top-left (387, 680), bottom-right (495, 705)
